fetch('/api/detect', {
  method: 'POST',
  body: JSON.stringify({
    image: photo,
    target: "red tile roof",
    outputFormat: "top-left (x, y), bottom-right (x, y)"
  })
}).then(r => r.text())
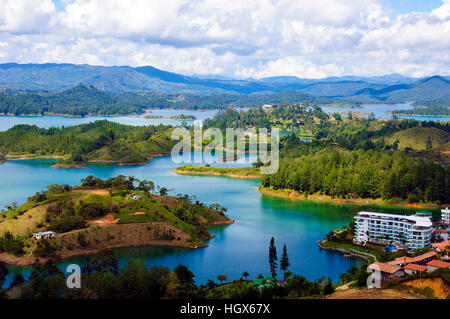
top-left (403, 263), bottom-right (427, 272)
top-left (368, 262), bottom-right (402, 274)
top-left (431, 240), bottom-right (450, 251)
top-left (411, 251), bottom-right (438, 263)
top-left (394, 256), bottom-right (415, 263)
top-left (426, 260), bottom-right (450, 269)
top-left (387, 260), bottom-right (405, 266)
top-left (433, 229), bottom-right (448, 233)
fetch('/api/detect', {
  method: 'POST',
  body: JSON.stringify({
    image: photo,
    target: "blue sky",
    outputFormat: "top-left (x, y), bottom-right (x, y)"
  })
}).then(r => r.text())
top-left (50, 0), bottom-right (445, 14)
top-left (52, 0), bottom-right (66, 11)
top-left (383, 0), bottom-right (442, 13)
top-left (0, 0), bottom-right (449, 78)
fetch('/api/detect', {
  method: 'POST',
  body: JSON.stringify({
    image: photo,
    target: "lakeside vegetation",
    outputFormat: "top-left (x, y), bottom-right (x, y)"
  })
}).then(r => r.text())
top-left (0, 246), bottom-right (339, 299)
top-left (0, 120), bottom-right (175, 164)
top-left (0, 176), bottom-right (230, 265)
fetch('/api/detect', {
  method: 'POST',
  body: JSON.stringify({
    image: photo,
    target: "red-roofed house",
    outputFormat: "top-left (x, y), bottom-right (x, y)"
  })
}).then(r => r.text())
top-left (403, 263), bottom-right (427, 275)
top-left (431, 240), bottom-right (450, 253)
top-left (411, 251), bottom-right (438, 265)
top-left (367, 262), bottom-right (404, 288)
top-left (426, 259), bottom-right (450, 272)
top-left (387, 256), bottom-right (415, 267)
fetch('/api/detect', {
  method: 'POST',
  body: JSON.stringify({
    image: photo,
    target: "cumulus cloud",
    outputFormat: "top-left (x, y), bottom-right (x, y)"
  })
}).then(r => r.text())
top-left (0, 0), bottom-right (449, 78)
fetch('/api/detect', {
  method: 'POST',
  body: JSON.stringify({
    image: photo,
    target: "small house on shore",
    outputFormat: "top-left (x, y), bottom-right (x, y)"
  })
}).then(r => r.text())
top-left (32, 231), bottom-right (56, 239)
top-left (367, 262), bottom-right (404, 288)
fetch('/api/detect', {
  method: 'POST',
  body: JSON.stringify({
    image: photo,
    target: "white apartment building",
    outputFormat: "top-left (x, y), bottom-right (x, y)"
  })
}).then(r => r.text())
top-left (354, 212), bottom-right (433, 249)
top-left (441, 207), bottom-right (450, 227)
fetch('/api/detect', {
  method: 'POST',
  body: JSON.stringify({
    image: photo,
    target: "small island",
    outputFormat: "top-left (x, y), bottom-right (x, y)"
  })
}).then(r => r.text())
top-left (0, 120), bottom-right (176, 166)
top-left (0, 175), bottom-right (232, 266)
top-left (173, 165), bottom-right (260, 179)
top-left (143, 114), bottom-right (197, 120)
top-left (170, 114), bottom-right (197, 120)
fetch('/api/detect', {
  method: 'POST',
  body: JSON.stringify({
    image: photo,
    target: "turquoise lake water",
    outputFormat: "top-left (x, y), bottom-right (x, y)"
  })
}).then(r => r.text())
top-left (0, 109), bottom-right (219, 131)
top-left (0, 156), bottom-right (430, 288)
top-left (322, 104), bottom-right (450, 122)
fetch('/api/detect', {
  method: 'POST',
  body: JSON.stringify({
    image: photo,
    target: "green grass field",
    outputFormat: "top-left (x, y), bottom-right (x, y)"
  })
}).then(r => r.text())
top-left (383, 127), bottom-right (449, 151)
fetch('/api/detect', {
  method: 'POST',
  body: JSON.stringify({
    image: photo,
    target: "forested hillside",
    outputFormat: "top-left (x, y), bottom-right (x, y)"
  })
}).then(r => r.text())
top-left (0, 84), bottom-right (165, 116)
top-left (0, 85), bottom-right (334, 115)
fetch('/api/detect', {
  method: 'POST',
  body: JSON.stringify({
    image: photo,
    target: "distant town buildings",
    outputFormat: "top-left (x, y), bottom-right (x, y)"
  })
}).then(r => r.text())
top-left (354, 212), bottom-right (433, 249)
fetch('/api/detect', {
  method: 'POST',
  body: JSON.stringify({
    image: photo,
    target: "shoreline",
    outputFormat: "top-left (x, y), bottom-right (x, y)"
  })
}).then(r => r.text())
top-left (0, 218), bottom-right (234, 267)
top-left (172, 168), bottom-right (445, 208)
top-left (394, 113), bottom-right (450, 118)
top-left (0, 113), bottom-right (140, 118)
top-left (0, 241), bottom-right (205, 267)
top-left (258, 187), bottom-right (445, 208)
top-left (171, 169), bottom-right (260, 179)
top-left (317, 240), bottom-right (374, 263)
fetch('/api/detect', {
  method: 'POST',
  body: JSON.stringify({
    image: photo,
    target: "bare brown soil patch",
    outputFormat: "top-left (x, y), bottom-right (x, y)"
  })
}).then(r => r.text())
top-left (88, 213), bottom-right (119, 225)
top-left (403, 277), bottom-right (450, 299)
top-left (326, 288), bottom-right (425, 299)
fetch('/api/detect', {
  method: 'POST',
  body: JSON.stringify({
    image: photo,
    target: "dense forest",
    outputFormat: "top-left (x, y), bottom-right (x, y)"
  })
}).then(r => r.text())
top-left (261, 148), bottom-right (449, 204)
top-left (0, 120), bottom-right (175, 163)
top-left (0, 84), bottom-right (165, 116)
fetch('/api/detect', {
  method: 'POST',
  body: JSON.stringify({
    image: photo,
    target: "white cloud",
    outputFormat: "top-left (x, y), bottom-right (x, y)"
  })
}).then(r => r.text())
top-left (0, 0), bottom-right (57, 33)
top-left (0, 0), bottom-right (449, 79)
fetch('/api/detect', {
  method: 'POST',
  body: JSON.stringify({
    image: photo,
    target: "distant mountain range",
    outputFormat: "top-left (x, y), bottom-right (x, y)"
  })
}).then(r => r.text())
top-left (0, 63), bottom-right (449, 105)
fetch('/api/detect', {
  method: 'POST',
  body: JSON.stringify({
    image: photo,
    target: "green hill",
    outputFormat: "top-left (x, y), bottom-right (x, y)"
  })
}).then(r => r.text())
top-left (0, 176), bottom-right (230, 264)
top-left (384, 127), bottom-right (449, 151)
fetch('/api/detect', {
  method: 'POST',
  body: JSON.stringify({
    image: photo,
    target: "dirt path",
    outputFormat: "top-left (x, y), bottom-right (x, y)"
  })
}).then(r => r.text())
top-left (326, 288), bottom-right (425, 299)
top-left (87, 213), bottom-right (119, 225)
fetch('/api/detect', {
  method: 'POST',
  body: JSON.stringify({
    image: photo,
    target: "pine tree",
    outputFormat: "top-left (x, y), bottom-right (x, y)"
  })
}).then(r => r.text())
top-left (269, 237), bottom-right (278, 279)
top-left (280, 244), bottom-right (290, 280)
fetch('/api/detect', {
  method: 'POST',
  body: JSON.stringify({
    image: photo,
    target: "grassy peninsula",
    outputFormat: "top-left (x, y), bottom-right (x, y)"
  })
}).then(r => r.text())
top-left (0, 176), bottom-right (231, 266)
top-left (173, 165), bottom-right (260, 179)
